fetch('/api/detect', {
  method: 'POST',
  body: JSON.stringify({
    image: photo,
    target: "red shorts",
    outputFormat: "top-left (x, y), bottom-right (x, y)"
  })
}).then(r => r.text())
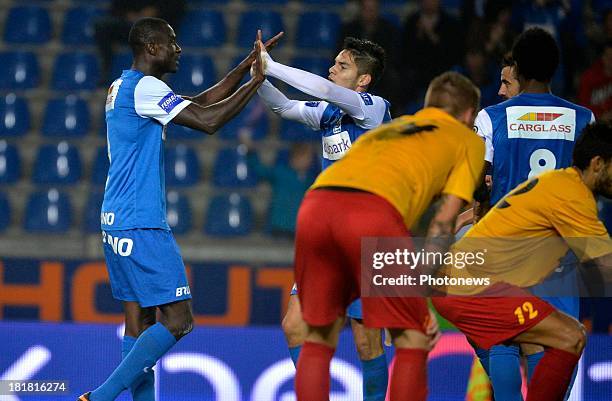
top-left (294, 188), bottom-right (429, 331)
top-left (432, 294), bottom-right (555, 349)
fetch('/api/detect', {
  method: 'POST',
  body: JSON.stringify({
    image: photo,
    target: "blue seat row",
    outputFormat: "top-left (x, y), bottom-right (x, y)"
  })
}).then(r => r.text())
top-left (0, 188), bottom-right (253, 236)
top-left (3, 6), bottom-right (342, 50)
top-left (0, 141), bottom-right (305, 188)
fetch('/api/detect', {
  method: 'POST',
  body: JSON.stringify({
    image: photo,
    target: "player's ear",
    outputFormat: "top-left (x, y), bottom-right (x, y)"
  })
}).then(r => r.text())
top-left (358, 74), bottom-right (372, 89)
top-left (145, 43), bottom-right (157, 56)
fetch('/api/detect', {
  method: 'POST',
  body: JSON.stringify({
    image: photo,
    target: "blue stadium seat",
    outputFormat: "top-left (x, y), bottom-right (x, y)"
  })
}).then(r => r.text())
top-left (166, 123), bottom-right (199, 139)
top-left (165, 144), bottom-right (200, 187)
top-left (213, 145), bottom-right (258, 188)
top-left (91, 145), bottom-right (109, 186)
top-left (237, 11), bottom-right (284, 48)
top-left (293, 57), bottom-right (330, 78)
top-left (0, 94), bottom-right (30, 136)
top-left (51, 52), bottom-right (100, 91)
top-left (243, 0), bottom-right (288, 3)
top-left (83, 190), bottom-right (103, 233)
top-left (178, 10), bottom-right (226, 48)
top-left (0, 140), bottom-right (20, 184)
top-left (204, 193), bottom-right (252, 236)
top-left (110, 51), bottom-right (132, 81)
top-left (33, 142), bottom-right (82, 185)
top-left (0, 191), bottom-right (10, 231)
top-left (42, 95), bottom-right (90, 137)
top-left (62, 7), bottom-right (105, 45)
top-left (296, 12), bottom-right (340, 49)
top-left (167, 54), bottom-right (215, 94)
top-left (166, 190), bottom-right (192, 235)
top-left (24, 188), bottom-right (72, 233)
top-left (4, 6), bottom-right (51, 44)
top-left (0, 51), bottom-right (40, 90)
top-left (219, 99), bottom-right (269, 140)
top-left (280, 119), bottom-right (318, 142)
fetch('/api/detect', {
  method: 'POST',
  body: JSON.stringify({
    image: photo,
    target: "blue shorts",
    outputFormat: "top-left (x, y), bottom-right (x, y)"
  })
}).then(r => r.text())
top-left (103, 229), bottom-right (192, 308)
top-left (290, 283), bottom-right (363, 319)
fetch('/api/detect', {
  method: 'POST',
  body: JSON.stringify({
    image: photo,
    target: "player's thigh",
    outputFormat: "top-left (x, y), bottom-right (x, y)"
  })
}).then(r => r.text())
top-left (512, 310), bottom-right (586, 354)
top-left (123, 301), bottom-right (156, 337)
top-left (305, 316), bottom-right (347, 349)
top-left (388, 328), bottom-right (430, 350)
top-left (282, 295), bottom-right (308, 345)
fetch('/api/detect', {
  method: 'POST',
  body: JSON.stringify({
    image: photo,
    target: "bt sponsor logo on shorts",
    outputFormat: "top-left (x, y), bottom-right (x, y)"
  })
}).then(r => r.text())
top-left (176, 286), bottom-right (191, 297)
top-left (100, 212), bottom-right (115, 226)
top-left (101, 231), bottom-right (133, 257)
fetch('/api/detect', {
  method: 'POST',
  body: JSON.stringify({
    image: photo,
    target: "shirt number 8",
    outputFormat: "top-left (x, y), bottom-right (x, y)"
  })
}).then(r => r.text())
top-left (528, 148), bottom-right (556, 179)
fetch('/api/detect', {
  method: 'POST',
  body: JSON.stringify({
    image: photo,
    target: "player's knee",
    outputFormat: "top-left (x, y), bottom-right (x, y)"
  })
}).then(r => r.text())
top-left (282, 310), bottom-right (306, 346)
top-left (353, 327), bottom-right (383, 360)
top-left (167, 313), bottom-right (194, 340)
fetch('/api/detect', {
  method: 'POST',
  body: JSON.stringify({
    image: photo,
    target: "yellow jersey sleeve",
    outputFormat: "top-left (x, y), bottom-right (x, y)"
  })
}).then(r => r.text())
top-left (442, 137), bottom-right (485, 203)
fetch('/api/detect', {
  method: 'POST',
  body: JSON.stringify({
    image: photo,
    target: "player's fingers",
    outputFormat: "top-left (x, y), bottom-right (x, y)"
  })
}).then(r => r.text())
top-left (428, 330), bottom-right (441, 350)
top-left (264, 31), bottom-right (284, 48)
top-left (257, 29), bottom-right (263, 42)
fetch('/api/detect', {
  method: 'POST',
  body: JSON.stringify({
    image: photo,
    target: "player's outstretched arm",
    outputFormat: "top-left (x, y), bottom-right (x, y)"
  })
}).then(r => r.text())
top-left (257, 79), bottom-right (317, 126)
top-left (186, 32), bottom-right (283, 107)
top-left (260, 46), bottom-right (369, 121)
top-left (172, 40), bottom-right (266, 134)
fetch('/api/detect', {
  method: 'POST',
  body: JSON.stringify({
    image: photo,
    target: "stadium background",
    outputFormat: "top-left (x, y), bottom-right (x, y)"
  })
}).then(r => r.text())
top-left (0, 0), bottom-right (610, 400)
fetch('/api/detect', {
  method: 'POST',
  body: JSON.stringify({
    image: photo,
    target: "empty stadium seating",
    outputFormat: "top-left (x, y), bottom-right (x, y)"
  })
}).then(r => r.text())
top-left (33, 142), bottom-right (82, 185)
top-left (296, 12), bottom-right (340, 49)
top-left (205, 193), bottom-right (252, 236)
top-left (280, 119), bottom-right (318, 142)
top-left (83, 190), bottom-right (103, 233)
top-left (219, 100), bottom-right (269, 141)
top-left (51, 52), bottom-right (100, 91)
top-left (165, 144), bottom-right (200, 187)
top-left (0, 140), bottom-right (20, 184)
top-left (0, 191), bottom-right (10, 231)
top-left (4, 5), bottom-right (51, 44)
top-left (237, 11), bottom-right (284, 48)
top-left (24, 188), bottom-right (72, 233)
top-left (91, 146), bottom-right (109, 186)
top-left (0, 51), bottom-right (40, 90)
top-left (178, 10), bottom-right (226, 48)
top-left (213, 146), bottom-right (258, 188)
top-left (0, 94), bottom-right (30, 136)
top-left (62, 6), bottom-right (104, 45)
top-left (42, 96), bottom-right (90, 137)
top-left (166, 190), bottom-right (192, 234)
top-left (167, 54), bottom-right (215, 95)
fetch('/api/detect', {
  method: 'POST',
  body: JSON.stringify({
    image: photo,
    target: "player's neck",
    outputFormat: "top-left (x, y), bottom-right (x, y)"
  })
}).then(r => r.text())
top-left (131, 60), bottom-right (164, 79)
top-left (573, 166), bottom-right (597, 192)
top-left (519, 80), bottom-right (550, 94)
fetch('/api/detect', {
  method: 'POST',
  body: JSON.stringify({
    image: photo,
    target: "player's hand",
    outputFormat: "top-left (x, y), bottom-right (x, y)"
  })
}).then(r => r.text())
top-left (425, 309), bottom-right (441, 351)
top-left (251, 37), bottom-right (265, 83)
top-left (262, 31), bottom-right (283, 53)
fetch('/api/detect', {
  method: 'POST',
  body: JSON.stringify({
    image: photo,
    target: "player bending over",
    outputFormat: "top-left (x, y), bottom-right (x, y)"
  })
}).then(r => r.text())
top-left (291, 71), bottom-right (485, 401)
top-left (433, 121), bottom-right (612, 401)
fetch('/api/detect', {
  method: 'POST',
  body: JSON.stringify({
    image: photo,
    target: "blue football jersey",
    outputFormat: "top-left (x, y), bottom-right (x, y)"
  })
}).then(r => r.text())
top-left (101, 70), bottom-right (191, 230)
top-left (294, 93), bottom-right (391, 170)
top-left (475, 93), bottom-right (595, 205)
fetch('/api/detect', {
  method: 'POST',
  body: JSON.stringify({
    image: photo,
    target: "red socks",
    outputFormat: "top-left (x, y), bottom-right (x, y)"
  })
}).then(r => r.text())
top-left (389, 348), bottom-right (428, 401)
top-left (295, 341), bottom-right (335, 401)
top-left (526, 348), bottom-right (580, 401)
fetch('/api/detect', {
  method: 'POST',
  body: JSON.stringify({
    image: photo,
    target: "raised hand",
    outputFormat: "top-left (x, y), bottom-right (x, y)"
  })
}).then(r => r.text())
top-left (251, 38), bottom-right (265, 82)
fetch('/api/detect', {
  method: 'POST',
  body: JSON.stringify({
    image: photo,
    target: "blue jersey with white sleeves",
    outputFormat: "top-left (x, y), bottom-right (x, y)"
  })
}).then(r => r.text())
top-left (101, 69), bottom-right (192, 230)
top-left (475, 92), bottom-right (595, 205)
top-left (297, 93), bottom-right (391, 170)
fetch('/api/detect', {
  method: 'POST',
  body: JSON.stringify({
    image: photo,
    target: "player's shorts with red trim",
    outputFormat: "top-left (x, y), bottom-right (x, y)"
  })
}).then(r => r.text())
top-left (294, 188), bottom-right (429, 331)
top-left (432, 294), bottom-right (555, 349)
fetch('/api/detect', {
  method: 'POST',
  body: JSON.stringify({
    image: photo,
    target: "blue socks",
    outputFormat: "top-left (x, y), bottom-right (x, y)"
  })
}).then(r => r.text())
top-left (474, 347), bottom-right (491, 376)
top-left (488, 345), bottom-right (523, 401)
top-left (526, 351), bottom-right (544, 383)
top-left (122, 336), bottom-right (155, 401)
top-left (361, 353), bottom-right (388, 401)
top-left (289, 345), bottom-right (302, 367)
top-left (90, 323), bottom-right (176, 401)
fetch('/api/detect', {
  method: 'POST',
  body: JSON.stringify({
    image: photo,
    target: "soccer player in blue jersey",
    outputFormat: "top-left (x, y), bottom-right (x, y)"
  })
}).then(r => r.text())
top-left (77, 19), bottom-right (281, 401)
top-left (256, 37), bottom-right (392, 401)
top-left (473, 28), bottom-right (595, 401)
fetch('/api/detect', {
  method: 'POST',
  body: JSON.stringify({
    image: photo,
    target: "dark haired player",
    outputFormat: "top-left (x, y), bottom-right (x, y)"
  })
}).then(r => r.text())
top-left (77, 20), bottom-right (281, 401)
top-left (256, 37), bottom-right (392, 401)
top-left (434, 121), bottom-right (612, 401)
top-left (472, 28), bottom-right (595, 401)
